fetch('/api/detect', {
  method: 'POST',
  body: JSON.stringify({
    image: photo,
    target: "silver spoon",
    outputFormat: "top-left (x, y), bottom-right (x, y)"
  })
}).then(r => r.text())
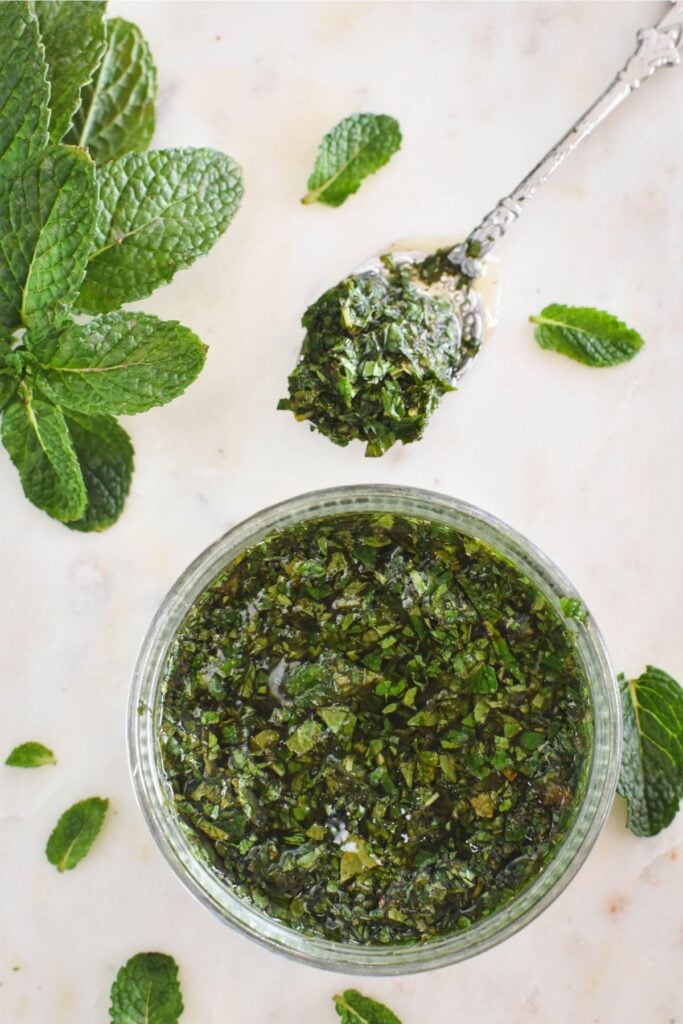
top-left (355, 1), bottom-right (682, 381)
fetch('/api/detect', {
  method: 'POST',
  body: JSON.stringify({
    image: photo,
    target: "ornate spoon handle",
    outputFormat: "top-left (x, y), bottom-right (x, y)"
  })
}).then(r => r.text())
top-left (451, 2), bottom-right (683, 276)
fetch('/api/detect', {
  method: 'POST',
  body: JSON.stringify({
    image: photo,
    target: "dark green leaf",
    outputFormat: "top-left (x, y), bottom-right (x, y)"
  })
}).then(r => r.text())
top-left (0, 145), bottom-right (97, 330)
top-left (31, 312), bottom-right (206, 415)
top-left (618, 666), bottom-right (683, 836)
top-left (46, 796), bottom-right (108, 871)
top-left (5, 741), bottom-right (56, 768)
top-left (334, 991), bottom-right (402, 1024)
top-left (33, 1), bottom-right (107, 143)
top-left (109, 952), bottom-right (183, 1024)
top-left (530, 304), bottom-right (644, 367)
top-left (63, 410), bottom-right (134, 532)
top-left (77, 148), bottom-right (244, 314)
top-left (2, 394), bottom-right (87, 522)
top-left (0, 2), bottom-right (49, 171)
top-left (65, 17), bottom-right (156, 164)
top-left (302, 113), bottom-right (401, 207)
top-left (0, 335), bottom-right (16, 412)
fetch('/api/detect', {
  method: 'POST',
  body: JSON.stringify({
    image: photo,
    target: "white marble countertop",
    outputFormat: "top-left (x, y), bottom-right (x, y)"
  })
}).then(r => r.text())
top-left (2, 2), bottom-right (682, 1021)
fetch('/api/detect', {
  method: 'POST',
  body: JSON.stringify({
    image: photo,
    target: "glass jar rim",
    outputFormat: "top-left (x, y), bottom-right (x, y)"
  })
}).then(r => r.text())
top-left (128, 484), bottom-right (621, 974)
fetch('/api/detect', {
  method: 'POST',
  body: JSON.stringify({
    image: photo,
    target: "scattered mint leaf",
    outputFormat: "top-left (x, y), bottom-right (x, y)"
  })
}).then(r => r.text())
top-left (0, 2), bottom-right (49, 171)
top-left (5, 741), bottom-right (56, 768)
top-left (46, 796), bottom-right (109, 871)
top-left (530, 304), bottom-right (644, 367)
top-left (32, 312), bottom-right (207, 416)
top-left (77, 148), bottom-right (244, 314)
top-left (618, 666), bottom-right (683, 836)
top-left (559, 597), bottom-right (588, 622)
top-left (334, 991), bottom-right (402, 1024)
top-left (1, 394), bottom-right (87, 522)
top-left (0, 145), bottom-right (97, 330)
top-left (63, 410), bottom-right (134, 532)
top-left (302, 113), bottom-right (401, 207)
top-left (33, 1), bottom-right (107, 144)
top-left (66, 17), bottom-right (157, 164)
top-left (110, 952), bottom-right (183, 1024)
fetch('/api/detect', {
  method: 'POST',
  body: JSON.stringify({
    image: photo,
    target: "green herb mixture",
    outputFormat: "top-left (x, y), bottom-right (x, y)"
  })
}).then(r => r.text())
top-left (160, 511), bottom-right (591, 944)
top-left (278, 262), bottom-right (462, 457)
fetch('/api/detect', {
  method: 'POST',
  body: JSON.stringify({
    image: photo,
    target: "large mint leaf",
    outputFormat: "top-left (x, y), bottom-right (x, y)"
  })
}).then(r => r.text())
top-left (34, 1), bottom-right (107, 144)
top-left (31, 312), bottom-right (206, 415)
top-left (302, 114), bottom-right (402, 207)
top-left (530, 304), bottom-right (644, 367)
top-left (334, 991), bottom-right (402, 1024)
top-left (1, 393), bottom-right (87, 522)
top-left (63, 410), bottom-right (134, 532)
top-left (0, 146), bottom-right (97, 330)
top-left (0, 3), bottom-right (49, 171)
top-left (77, 148), bottom-right (244, 314)
top-left (0, 334), bottom-right (16, 412)
top-left (110, 953), bottom-right (183, 1024)
top-left (46, 796), bottom-right (108, 871)
top-left (618, 666), bottom-right (683, 836)
top-left (65, 17), bottom-right (156, 164)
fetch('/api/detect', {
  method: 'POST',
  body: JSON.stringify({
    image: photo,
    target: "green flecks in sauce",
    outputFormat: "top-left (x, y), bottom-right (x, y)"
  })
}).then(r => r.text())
top-left (159, 512), bottom-right (591, 945)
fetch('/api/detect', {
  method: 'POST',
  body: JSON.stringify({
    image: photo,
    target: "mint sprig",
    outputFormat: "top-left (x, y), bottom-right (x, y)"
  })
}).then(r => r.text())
top-left (5, 741), bottom-right (56, 768)
top-left (46, 796), bottom-right (109, 871)
top-left (302, 113), bottom-right (401, 207)
top-left (110, 953), bottom-right (183, 1024)
top-left (618, 666), bottom-right (683, 837)
top-left (530, 304), bottom-right (644, 367)
top-left (0, 4), bottom-right (242, 530)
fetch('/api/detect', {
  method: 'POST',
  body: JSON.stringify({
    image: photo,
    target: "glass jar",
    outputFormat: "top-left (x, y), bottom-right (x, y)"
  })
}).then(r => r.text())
top-left (128, 485), bottom-right (620, 974)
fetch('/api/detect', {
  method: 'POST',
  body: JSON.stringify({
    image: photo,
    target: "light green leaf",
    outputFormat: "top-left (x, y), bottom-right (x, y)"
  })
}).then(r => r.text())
top-left (34, 1), bottom-right (107, 143)
top-left (65, 17), bottom-right (156, 163)
top-left (77, 148), bottom-right (244, 314)
top-left (110, 952), bottom-right (183, 1024)
top-left (46, 796), bottom-right (109, 871)
top-left (63, 410), bottom-right (134, 532)
top-left (302, 113), bottom-right (402, 207)
top-left (0, 2), bottom-right (50, 171)
top-left (286, 719), bottom-right (323, 755)
top-left (32, 312), bottom-right (206, 415)
top-left (559, 597), bottom-right (588, 622)
top-left (618, 666), bottom-right (683, 836)
top-left (5, 741), bottom-right (56, 768)
top-left (334, 991), bottom-right (402, 1024)
top-left (2, 394), bottom-right (87, 522)
top-left (530, 304), bottom-right (644, 367)
top-left (0, 146), bottom-right (97, 330)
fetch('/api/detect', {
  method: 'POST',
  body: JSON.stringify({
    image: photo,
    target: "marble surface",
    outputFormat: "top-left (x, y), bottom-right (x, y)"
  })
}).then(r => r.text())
top-left (2, 2), bottom-right (682, 1021)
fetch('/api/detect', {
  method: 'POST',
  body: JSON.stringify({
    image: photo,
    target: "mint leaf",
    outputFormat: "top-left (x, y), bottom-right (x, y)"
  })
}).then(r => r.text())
top-left (0, 146), bottom-right (97, 330)
top-left (65, 17), bottom-right (156, 164)
top-left (46, 796), bottom-right (108, 871)
top-left (5, 741), bottom-right (56, 768)
top-left (302, 113), bottom-right (401, 207)
top-left (32, 312), bottom-right (206, 415)
top-left (334, 991), bottom-right (402, 1024)
top-left (34, 1), bottom-right (107, 144)
top-left (77, 148), bottom-right (244, 314)
top-left (618, 666), bottom-right (683, 837)
top-left (530, 304), bottom-right (644, 367)
top-left (0, 2), bottom-right (49, 171)
top-left (110, 952), bottom-right (183, 1024)
top-left (63, 410), bottom-right (134, 532)
top-left (2, 394), bottom-right (87, 522)
top-left (0, 336), bottom-right (16, 412)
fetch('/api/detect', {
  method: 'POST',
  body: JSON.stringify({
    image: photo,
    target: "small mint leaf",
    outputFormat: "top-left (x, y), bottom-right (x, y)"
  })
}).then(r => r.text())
top-left (530, 304), bottom-right (644, 367)
top-left (2, 394), bottom-right (87, 522)
top-left (65, 17), bottom-right (156, 163)
top-left (334, 990), bottom-right (403, 1024)
top-left (5, 741), bottom-right (56, 768)
top-left (46, 796), bottom-right (109, 871)
top-left (33, 1), bottom-right (107, 143)
top-left (303, 113), bottom-right (401, 207)
top-left (77, 148), bottom-right (244, 314)
top-left (618, 666), bottom-right (683, 836)
top-left (110, 952), bottom-right (183, 1024)
top-left (0, 2), bottom-right (50, 171)
top-left (63, 410), bottom-right (134, 532)
top-left (0, 146), bottom-right (97, 330)
top-left (32, 312), bottom-right (207, 416)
